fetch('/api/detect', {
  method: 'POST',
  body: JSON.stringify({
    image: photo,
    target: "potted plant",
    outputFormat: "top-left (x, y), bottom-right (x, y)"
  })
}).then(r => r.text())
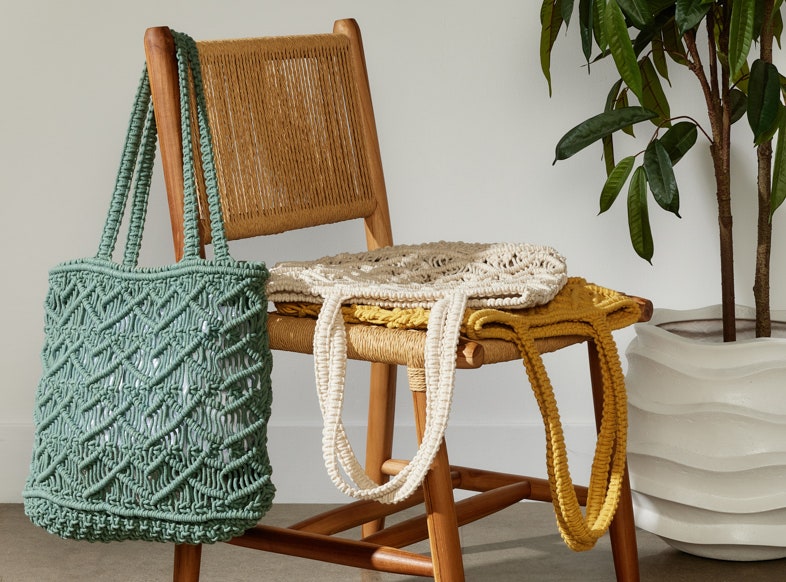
top-left (540, 0), bottom-right (786, 560)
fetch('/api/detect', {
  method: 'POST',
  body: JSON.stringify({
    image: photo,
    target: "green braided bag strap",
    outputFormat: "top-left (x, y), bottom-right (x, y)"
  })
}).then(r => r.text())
top-left (96, 31), bottom-right (229, 267)
top-left (95, 69), bottom-right (156, 265)
top-left (172, 30), bottom-right (231, 261)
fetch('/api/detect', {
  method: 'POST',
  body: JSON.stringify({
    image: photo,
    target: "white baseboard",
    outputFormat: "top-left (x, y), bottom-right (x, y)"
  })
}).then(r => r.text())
top-left (1, 423), bottom-right (34, 504)
top-left (2, 422), bottom-right (598, 504)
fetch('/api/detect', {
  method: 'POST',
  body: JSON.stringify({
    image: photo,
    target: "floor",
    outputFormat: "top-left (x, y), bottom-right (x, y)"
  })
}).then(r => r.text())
top-left (2, 503), bottom-right (784, 581)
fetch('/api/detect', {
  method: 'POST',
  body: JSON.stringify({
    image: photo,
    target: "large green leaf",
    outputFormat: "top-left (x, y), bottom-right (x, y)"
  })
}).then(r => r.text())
top-left (541, 0), bottom-right (565, 96)
top-left (604, 79), bottom-right (636, 137)
top-left (659, 121), bottom-right (698, 164)
top-left (644, 140), bottom-right (680, 215)
top-left (649, 0), bottom-right (678, 15)
top-left (579, 0), bottom-right (594, 62)
top-left (562, 0), bottom-right (576, 25)
top-left (632, 26), bottom-right (658, 57)
top-left (652, 35), bottom-right (670, 84)
top-left (728, 0), bottom-right (756, 79)
top-left (640, 56), bottom-right (671, 125)
top-left (617, 0), bottom-right (654, 29)
top-left (603, 135), bottom-right (616, 175)
top-left (593, 0), bottom-right (608, 51)
top-left (615, 90), bottom-right (638, 135)
top-left (600, 155), bottom-right (635, 212)
top-left (675, 0), bottom-right (711, 35)
top-left (752, 0), bottom-right (782, 42)
top-left (772, 109), bottom-right (786, 216)
top-left (605, 78), bottom-right (624, 112)
top-left (748, 59), bottom-right (782, 145)
top-left (729, 88), bottom-right (748, 124)
top-left (627, 166), bottom-right (654, 262)
top-left (662, 16), bottom-right (690, 65)
top-left (632, 8), bottom-right (676, 56)
top-left (606, 0), bottom-right (645, 100)
top-left (759, 106), bottom-right (786, 149)
top-left (754, 0), bottom-right (766, 41)
top-left (554, 106), bottom-right (658, 161)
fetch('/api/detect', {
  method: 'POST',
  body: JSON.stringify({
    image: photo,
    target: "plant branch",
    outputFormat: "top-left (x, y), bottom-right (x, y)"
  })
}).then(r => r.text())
top-left (716, 3), bottom-right (736, 341)
top-left (663, 115), bottom-right (714, 143)
top-left (684, 30), bottom-right (721, 142)
top-left (754, 0), bottom-right (777, 337)
top-left (707, 6), bottom-right (720, 106)
top-left (684, 9), bottom-right (736, 340)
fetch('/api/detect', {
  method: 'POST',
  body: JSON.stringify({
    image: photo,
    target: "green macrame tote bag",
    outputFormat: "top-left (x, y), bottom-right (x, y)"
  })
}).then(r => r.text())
top-left (23, 32), bottom-right (275, 544)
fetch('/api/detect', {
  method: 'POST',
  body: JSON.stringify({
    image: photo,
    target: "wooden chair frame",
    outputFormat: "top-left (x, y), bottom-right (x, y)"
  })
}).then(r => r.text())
top-left (144, 20), bottom-right (646, 582)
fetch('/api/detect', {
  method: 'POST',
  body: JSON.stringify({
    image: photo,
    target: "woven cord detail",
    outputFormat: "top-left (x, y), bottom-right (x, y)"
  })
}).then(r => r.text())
top-left (314, 290), bottom-right (466, 504)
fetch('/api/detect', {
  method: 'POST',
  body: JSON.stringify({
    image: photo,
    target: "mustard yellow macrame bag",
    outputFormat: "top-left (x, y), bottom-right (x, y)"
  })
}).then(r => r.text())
top-left (276, 277), bottom-right (640, 551)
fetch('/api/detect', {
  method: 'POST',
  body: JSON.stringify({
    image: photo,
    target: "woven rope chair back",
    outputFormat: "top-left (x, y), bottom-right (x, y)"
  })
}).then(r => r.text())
top-left (148, 22), bottom-right (392, 255)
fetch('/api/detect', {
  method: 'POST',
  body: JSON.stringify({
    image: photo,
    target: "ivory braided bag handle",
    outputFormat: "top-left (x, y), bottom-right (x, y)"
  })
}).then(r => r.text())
top-left (268, 242), bottom-right (568, 503)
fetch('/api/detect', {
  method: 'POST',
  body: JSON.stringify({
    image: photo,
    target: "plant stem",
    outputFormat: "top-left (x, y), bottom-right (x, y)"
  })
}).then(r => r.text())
top-left (754, 0), bottom-right (776, 338)
top-left (716, 8), bottom-right (736, 343)
top-left (756, 141), bottom-right (773, 338)
top-left (686, 18), bottom-right (736, 341)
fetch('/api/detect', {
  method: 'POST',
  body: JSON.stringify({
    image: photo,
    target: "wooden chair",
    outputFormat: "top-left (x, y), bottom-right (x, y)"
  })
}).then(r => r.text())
top-left (144, 20), bottom-right (648, 581)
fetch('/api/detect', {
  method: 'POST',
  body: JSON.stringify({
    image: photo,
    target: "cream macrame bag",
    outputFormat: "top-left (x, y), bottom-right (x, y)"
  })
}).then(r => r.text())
top-left (267, 241), bottom-right (568, 504)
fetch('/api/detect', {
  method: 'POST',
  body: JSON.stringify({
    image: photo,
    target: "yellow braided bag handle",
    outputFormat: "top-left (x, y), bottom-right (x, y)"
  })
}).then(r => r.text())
top-left (468, 279), bottom-right (638, 550)
top-left (275, 278), bottom-right (640, 551)
top-left (465, 316), bottom-right (626, 548)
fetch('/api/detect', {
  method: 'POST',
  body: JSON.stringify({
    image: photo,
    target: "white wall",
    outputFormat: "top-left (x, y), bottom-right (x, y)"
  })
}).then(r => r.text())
top-left (3, 0), bottom-right (785, 503)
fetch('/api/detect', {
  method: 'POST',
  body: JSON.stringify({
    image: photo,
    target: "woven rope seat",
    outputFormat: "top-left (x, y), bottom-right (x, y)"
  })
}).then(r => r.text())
top-left (271, 276), bottom-right (641, 368)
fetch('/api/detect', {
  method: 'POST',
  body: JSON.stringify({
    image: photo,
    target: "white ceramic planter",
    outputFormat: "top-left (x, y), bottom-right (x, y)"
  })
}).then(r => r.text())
top-left (625, 305), bottom-right (786, 561)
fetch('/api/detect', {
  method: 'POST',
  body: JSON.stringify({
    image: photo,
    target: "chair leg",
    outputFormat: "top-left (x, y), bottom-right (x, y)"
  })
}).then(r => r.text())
top-left (587, 341), bottom-right (640, 582)
top-left (607, 467), bottom-right (640, 581)
top-left (173, 544), bottom-right (202, 582)
top-left (362, 362), bottom-right (398, 537)
top-left (411, 372), bottom-right (465, 582)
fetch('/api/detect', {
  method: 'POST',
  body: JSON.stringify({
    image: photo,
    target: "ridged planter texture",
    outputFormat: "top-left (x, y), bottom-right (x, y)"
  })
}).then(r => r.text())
top-left (625, 305), bottom-right (786, 561)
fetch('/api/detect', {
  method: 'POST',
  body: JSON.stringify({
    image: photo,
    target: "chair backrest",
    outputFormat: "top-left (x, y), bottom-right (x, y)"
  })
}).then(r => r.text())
top-left (144, 19), bottom-right (393, 260)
